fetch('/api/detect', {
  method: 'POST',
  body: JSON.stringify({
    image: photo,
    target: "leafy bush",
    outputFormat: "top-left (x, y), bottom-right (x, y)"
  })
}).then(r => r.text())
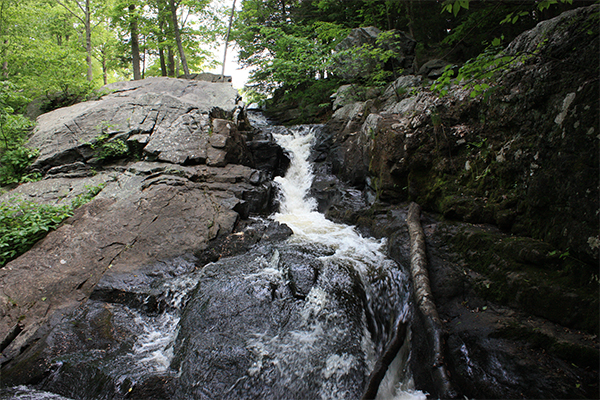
top-left (39, 81), bottom-right (96, 113)
top-left (0, 183), bottom-right (105, 267)
top-left (0, 83), bottom-right (38, 186)
top-left (0, 197), bottom-right (72, 267)
top-left (71, 183), bottom-right (106, 209)
top-left (430, 38), bottom-right (541, 98)
top-left (266, 79), bottom-right (341, 124)
top-left (0, 147), bottom-right (40, 185)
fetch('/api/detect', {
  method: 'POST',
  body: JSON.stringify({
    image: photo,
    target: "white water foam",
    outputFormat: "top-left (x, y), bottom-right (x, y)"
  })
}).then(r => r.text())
top-left (0, 386), bottom-right (75, 400)
top-left (272, 126), bottom-right (426, 400)
top-left (131, 312), bottom-right (179, 373)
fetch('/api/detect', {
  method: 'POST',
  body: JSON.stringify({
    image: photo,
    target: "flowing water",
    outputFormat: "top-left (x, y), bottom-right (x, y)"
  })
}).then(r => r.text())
top-left (1, 119), bottom-right (425, 400)
top-left (271, 125), bottom-right (426, 400)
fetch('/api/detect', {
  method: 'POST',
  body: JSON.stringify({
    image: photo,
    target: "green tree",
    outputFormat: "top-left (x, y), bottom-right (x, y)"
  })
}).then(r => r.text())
top-left (56, 0), bottom-right (95, 82)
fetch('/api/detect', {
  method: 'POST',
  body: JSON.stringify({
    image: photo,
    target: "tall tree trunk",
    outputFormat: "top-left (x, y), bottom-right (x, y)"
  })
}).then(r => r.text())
top-left (129, 4), bottom-right (142, 80)
top-left (169, 0), bottom-right (189, 77)
top-left (84, 0), bottom-right (93, 82)
top-left (407, 0), bottom-right (416, 39)
top-left (220, 0), bottom-right (236, 81)
top-left (2, 39), bottom-right (8, 78)
top-left (167, 47), bottom-right (175, 77)
top-left (157, 0), bottom-right (169, 76)
top-left (56, 0), bottom-right (93, 81)
top-left (102, 54), bottom-right (107, 85)
top-left (159, 48), bottom-right (167, 76)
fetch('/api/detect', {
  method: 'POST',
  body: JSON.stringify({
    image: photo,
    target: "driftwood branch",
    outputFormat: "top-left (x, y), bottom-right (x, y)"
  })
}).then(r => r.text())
top-left (407, 202), bottom-right (457, 399)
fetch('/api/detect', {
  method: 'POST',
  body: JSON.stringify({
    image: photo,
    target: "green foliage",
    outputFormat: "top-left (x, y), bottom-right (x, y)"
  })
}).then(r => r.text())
top-left (266, 79), bottom-right (340, 124)
top-left (0, 183), bottom-right (106, 267)
top-left (91, 134), bottom-right (130, 161)
top-left (430, 43), bottom-right (515, 98)
top-left (0, 147), bottom-right (40, 186)
top-left (235, 9), bottom-right (349, 96)
top-left (441, 0), bottom-right (470, 17)
top-left (71, 183), bottom-right (106, 209)
top-left (442, 0), bottom-right (574, 17)
top-left (0, 197), bottom-right (72, 267)
top-left (0, 82), bottom-right (37, 186)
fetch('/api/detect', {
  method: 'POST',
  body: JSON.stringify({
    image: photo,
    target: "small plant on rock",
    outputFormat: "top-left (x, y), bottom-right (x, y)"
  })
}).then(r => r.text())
top-left (91, 134), bottom-right (129, 162)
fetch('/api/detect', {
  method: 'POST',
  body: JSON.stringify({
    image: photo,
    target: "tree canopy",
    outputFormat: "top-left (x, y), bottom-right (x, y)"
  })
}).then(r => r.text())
top-left (0, 0), bottom-right (595, 184)
top-left (233, 0), bottom-right (592, 102)
top-left (0, 0), bottom-right (227, 103)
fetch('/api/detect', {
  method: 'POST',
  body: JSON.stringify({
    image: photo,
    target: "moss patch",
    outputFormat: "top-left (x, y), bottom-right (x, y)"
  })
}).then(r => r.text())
top-left (492, 323), bottom-right (599, 369)
top-left (447, 225), bottom-right (599, 335)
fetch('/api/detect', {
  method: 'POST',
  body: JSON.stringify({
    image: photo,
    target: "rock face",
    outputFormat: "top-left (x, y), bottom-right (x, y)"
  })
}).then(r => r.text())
top-left (28, 77), bottom-right (246, 170)
top-left (0, 78), bottom-right (287, 386)
top-left (323, 5), bottom-right (599, 265)
top-left (313, 5), bottom-right (599, 399)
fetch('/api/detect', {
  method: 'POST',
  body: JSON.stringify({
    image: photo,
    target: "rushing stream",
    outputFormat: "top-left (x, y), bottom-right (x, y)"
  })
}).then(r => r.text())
top-left (270, 124), bottom-right (425, 400)
top-left (0, 119), bottom-right (425, 400)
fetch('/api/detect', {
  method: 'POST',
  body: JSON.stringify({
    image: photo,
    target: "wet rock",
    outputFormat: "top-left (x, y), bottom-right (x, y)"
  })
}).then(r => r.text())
top-left (341, 204), bottom-right (599, 399)
top-left (1, 109), bottom-right (283, 376)
top-left (170, 243), bottom-right (400, 400)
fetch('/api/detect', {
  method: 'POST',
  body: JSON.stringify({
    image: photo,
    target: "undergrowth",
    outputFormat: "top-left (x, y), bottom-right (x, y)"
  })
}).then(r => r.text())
top-left (0, 183), bottom-right (105, 267)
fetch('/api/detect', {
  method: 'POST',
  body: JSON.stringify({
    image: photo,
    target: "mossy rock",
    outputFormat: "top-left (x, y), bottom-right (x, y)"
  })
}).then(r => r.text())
top-left (492, 323), bottom-right (600, 369)
top-left (448, 225), bottom-right (600, 335)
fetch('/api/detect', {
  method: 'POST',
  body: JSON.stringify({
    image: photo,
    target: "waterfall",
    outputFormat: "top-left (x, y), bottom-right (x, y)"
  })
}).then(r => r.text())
top-left (272, 125), bottom-right (426, 400)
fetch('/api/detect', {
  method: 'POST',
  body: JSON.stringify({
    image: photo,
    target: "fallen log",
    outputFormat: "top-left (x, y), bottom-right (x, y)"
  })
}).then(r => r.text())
top-left (407, 202), bottom-right (457, 399)
top-left (361, 316), bottom-right (408, 399)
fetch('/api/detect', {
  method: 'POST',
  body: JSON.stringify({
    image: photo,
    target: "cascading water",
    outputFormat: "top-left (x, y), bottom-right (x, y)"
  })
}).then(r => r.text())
top-left (270, 125), bottom-right (426, 400)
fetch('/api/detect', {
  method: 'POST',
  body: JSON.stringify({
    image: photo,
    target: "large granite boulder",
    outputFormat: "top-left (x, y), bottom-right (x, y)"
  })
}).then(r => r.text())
top-left (28, 77), bottom-right (247, 171)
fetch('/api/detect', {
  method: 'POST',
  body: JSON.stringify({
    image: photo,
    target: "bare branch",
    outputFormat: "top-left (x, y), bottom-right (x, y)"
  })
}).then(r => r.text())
top-left (55, 0), bottom-right (85, 25)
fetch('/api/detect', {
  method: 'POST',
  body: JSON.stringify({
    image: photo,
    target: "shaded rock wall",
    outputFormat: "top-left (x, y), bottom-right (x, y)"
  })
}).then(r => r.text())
top-left (322, 5), bottom-right (599, 265)
top-left (314, 7), bottom-right (600, 398)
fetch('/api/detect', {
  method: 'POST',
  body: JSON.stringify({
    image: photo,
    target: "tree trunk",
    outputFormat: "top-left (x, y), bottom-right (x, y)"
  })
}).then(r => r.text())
top-left (159, 48), bottom-right (167, 76)
top-left (220, 0), bottom-right (236, 81)
top-left (84, 0), bottom-right (93, 82)
top-left (56, 0), bottom-right (93, 81)
top-left (169, 0), bottom-right (189, 77)
top-left (405, 0), bottom-right (416, 41)
top-left (406, 202), bottom-right (457, 399)
top-left (157, 0), bottom-right (169, 76)
top-left (102, 55), bottom-right (107, 85)
top-left (129, 4), bottom-right (142, 80)
top-left (167, 47), bottom-right (175, 77)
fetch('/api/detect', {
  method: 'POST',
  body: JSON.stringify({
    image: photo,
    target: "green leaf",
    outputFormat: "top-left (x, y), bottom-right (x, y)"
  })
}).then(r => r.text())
top-left (453, 1), bottom-right (460, 16)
